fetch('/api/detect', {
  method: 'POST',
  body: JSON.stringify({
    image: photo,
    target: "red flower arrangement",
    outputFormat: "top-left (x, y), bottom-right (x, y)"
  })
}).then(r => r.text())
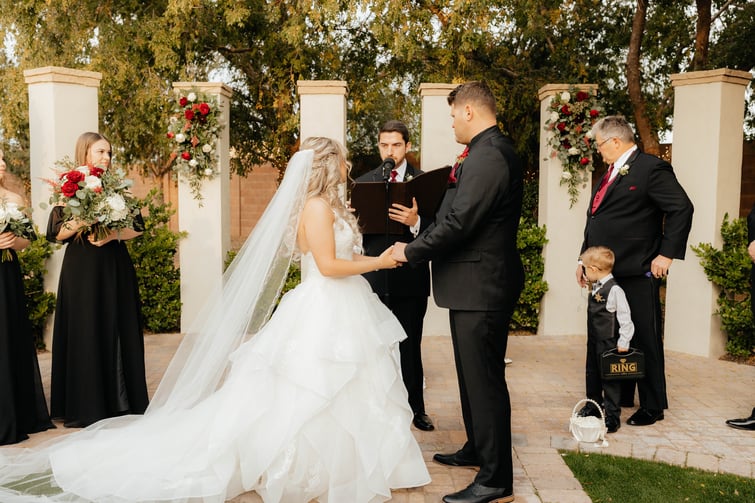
top-left (544, 87), bottom-right (604, 207)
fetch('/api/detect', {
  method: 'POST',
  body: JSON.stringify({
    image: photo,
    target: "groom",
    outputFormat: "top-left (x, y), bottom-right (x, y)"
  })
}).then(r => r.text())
top-left (392, 81), bottom-right (523, 503)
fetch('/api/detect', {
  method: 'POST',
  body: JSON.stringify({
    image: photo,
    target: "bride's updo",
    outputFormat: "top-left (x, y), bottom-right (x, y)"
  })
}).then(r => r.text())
top-left (301, 137), bottom-right (360, 237)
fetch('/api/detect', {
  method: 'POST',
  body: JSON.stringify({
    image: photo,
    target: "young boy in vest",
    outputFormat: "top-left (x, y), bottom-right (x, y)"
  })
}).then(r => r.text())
top-left (578, 246), bottom-right (635, 433)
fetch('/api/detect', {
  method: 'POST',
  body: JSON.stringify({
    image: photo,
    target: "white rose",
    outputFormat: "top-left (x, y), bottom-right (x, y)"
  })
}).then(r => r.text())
top-left (84, 175), bottom-right (102, 190)
top-left (568, 147), bottom-right (580, 156)
top-left (202, 144), bottom-right (212, 153)
top-left (76, 166), bottom-right (90, 175)
top-left (6, 202), bottom-right (23, 220)
top-left (561, 91), bottom-right (571, 103)
top-left (169, 116), bottom-right (178, 124)
top-left (204, 168), bottom-right (214, 176)
top-left (106, 194), bottom-right (128, 221)
top-left (561, 170), bottom-right (572, 180)
top-left (187, 92), bottom-right (197, 102)
top-left (175, 133), bottom-right (186, 143)
top-left (549, 111), bottom-right (559, 122)
top-left (189, 159), bottom-right (198, 167)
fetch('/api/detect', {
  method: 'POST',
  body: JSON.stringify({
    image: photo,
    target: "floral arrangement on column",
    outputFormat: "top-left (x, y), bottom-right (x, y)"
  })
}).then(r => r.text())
top-left (544, 88), bottom-right (604, 207)
top-left (167, 90), bottom-right (223, 201)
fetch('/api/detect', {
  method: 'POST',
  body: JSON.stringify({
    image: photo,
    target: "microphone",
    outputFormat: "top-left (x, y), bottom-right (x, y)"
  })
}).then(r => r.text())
top-left (379, 157), bottom-right (396, 181)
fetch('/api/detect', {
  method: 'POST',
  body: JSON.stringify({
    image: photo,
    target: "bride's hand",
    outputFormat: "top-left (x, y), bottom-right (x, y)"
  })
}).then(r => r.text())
top-left (378, 246), bottom-right (400, 269)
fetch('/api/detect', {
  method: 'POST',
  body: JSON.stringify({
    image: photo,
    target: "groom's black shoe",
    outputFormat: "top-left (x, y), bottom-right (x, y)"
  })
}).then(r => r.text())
top-left (433, 451), bottom-right (480, 467)
top-left (442, 482), bottom-right (514, 503)
top-left (627, 408), bottom-right (664, 426)
top-left (725, 408), bottom-right (755, 430)
top-left (413, 413), bottom-right (435, 431)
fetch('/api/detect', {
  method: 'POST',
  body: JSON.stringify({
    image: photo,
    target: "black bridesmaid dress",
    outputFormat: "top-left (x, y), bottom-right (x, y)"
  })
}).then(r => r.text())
top-left (0, 248), bottom-right (55, 445)
top-left (47, 206), bottom-right (149, 428)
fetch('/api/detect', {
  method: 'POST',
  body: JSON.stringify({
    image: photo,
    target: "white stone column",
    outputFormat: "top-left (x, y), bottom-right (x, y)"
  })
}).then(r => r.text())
top-left (24, 66), bottom-right (102, 347)
top-left (664, 69), bottom-right (752, 358)
top-left (418, 83), bottom-right (464, 336)
top-left (173, 82), bottom-right (233, 332)
top-left (536, 84), bottom-right (597, 336)
top-left (296, 80), bottom-right (348, 145)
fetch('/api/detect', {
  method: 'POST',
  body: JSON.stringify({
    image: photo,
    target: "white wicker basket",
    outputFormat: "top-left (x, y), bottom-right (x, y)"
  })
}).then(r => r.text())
top-left (569, 398), bottom-right (607, 445)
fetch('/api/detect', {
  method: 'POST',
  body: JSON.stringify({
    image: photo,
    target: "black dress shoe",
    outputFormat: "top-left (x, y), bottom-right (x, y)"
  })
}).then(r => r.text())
top-left (725, 407), bottom-right (755, 430)
top-left (413, 413), bottom-right (435, 431)
top-left (433, 451), bottom-right (480, 467)
top-left (605, 416), bottom-right (621, 433)
top-left (442, 482), bottom-right (514, 503)
top-left (577, 404), bottom-right (601, 418)
top-left (627, 408), bottom-right (664, 426)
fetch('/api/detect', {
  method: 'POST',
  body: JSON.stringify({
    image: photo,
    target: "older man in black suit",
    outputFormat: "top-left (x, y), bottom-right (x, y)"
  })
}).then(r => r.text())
top-left (577, 115), bottom-right (694, 427)
top-left (393, 82), bottom-right (523, 503)
top-left (355, 120), bottom-right (434, 432)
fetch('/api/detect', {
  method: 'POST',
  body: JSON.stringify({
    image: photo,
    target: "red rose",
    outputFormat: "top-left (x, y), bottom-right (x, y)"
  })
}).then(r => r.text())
top-left (167, 131), bottom-right (175, 139)
top-left (580, 157), bottom-right (590, 165)
top-left (576, 91), bottom-right (589, 102)
top-left (185, 109), bottom-right (195, 121)
top-left (556, 122), bottom-right (567, 131)
top-left (590, 109), bottom-right (599, 117)
top-left (61, 180), bottom-right (79, 198)
top-left (199, 103), bottom-right (210, 115)
top-left (89, 166), bottom-right (104, 177)
top-left (179, 97), bottom-right (188, 107)
top-left (181, 152), bottom-right (191, 160)
top-left (64, 170), bottom-right (84, 184)
top-left (560, 104), bottom-right (571, 115)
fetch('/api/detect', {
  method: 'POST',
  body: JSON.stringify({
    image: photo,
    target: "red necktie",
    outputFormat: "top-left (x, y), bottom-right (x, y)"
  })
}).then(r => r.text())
top-left (390, 169), bottom-right (398, 182)
top-left (591, 163), bottom-right (614, 213)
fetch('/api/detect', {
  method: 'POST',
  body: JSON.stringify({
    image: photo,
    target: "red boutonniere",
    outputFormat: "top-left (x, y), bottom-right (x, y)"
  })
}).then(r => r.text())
top-left (448, 146), bottom-right (469, 184)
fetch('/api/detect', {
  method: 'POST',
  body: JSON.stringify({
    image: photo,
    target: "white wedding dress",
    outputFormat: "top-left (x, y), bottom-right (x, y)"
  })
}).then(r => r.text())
top-left (0, 214), bottom-right (430, 502)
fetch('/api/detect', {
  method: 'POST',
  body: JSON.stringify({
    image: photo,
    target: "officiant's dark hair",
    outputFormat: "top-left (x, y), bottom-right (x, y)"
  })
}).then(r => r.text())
top-left (379, 120), bottom-right (410, 144)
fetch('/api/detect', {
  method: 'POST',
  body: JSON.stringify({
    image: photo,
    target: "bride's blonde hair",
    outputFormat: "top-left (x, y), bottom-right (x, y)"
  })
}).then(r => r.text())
top-left (300, 137), bottom-right (360, 238)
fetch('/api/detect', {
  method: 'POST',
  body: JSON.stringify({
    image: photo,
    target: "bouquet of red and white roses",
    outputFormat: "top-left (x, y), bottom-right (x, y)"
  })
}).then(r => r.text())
top-left (0, 199), bottom-right (34, 261)
top-left (45, 163), bottom-right (140, 241)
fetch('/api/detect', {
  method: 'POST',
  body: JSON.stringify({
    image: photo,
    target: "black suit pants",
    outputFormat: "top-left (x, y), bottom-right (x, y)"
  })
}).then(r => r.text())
top-left (585, 331), bottom-right (622, 421)
top-left (616, 275), bottom-right (668, 411)
top-left (449, 308), bottom-right (513, 489)
top-left (381, 296), bottom-right (428, 414)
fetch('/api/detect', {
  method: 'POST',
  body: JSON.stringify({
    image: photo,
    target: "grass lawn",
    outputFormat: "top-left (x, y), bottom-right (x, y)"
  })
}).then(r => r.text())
top-left (561, 451), bottom-right (755, 502)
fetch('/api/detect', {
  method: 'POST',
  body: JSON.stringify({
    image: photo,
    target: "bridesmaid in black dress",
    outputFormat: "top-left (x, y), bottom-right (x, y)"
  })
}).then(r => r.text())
top-left (0, 150), bottom-right (55, 444)
top-left (47, 132), bottom-right (148, 428)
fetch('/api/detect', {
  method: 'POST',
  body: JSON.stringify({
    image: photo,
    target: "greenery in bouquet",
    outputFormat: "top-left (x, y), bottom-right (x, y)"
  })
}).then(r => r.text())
top-left (0, 199), bottom-right (35, 261)
top-left (44, 162), bottom-right (141, 241)
top-left (543, 87), bottom-right (604, 207)
top-left (167, 89), bottom-right (222, 201)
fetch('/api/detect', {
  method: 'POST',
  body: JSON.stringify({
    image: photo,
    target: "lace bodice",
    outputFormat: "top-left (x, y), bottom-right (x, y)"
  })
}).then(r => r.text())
top-left (301, 215), bottom-right (362, 280)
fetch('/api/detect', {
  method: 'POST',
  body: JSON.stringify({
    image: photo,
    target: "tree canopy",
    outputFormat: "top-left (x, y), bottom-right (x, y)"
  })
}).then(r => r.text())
top-left (0, 0), bottom-right (752, 189)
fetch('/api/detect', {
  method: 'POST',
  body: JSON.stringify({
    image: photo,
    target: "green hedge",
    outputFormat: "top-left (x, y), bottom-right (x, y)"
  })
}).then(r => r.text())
top-left (18, 230), bottom-right (57, 349)
top-left (691, 213), bottom-right (755, 357)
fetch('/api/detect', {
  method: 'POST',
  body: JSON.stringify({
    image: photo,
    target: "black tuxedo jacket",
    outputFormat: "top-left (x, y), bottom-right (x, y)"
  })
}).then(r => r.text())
top-left (581, 149), bottom-right (694, 277)
top-left (354, 163), bottom-right (430, 298)
top-left (404, 126), bottom-right (525, 310)
top-left (748, 203), bottom-right (755, 243)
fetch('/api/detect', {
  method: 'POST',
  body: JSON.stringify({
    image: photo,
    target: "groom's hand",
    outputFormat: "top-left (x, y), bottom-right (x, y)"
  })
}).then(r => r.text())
top-left (392, 242), bottom-right (408, 262)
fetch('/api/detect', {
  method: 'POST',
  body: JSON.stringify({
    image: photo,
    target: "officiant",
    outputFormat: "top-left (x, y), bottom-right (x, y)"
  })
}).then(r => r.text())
top-left (353, 120), bottom-right (434, 432)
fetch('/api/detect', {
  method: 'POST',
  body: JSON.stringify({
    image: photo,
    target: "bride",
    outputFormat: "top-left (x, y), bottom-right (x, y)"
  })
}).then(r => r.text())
top-left (0, 137), bottom-right (431, 502)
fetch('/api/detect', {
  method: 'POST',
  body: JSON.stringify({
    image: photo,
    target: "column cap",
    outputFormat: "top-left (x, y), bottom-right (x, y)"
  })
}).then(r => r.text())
top-left (23, 66), bottom-right (102, 87)
top-left (173, 82), bottom-right (233, 98)
top-left (297, 80), bottom-right (349, 96)
top-left (671, 68), bottom-right (753, 88)
top-left (419, 83), bottom-right (457, 97)
top-left (537, 84), bottom-right (598, 101)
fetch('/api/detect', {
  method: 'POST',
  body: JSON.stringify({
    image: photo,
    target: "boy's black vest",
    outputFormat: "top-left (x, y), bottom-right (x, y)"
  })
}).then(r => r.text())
top-left (588, 277), bottom-right (619, 341)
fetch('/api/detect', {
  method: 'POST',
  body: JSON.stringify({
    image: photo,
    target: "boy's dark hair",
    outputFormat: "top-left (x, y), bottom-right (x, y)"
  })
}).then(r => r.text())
top-left (447, 81), bottom-right (496, 115)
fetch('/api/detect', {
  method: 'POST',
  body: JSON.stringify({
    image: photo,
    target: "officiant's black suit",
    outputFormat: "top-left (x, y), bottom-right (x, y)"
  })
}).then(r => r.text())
top-left (580, 149), bottom-right (693, 413)
top-left (355, 163), bottom-right (431, 418)
top-left (404, 126), bottom-right (524, 489)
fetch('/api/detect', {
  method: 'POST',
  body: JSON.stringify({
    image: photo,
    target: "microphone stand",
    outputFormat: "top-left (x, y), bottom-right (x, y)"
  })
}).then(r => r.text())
top-left (382, 164), bottom-right (392, 306)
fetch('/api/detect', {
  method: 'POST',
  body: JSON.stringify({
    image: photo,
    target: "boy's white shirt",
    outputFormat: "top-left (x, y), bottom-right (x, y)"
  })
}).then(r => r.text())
top-left (591, 272), bottom-right (635, 349)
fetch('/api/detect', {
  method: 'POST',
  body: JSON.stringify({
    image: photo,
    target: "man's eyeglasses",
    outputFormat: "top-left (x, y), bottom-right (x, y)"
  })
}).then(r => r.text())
top-left (596, 137), bottom-right (615, 148)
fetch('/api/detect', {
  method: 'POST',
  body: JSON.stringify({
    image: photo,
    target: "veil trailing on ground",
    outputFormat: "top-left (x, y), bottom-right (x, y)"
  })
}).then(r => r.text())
top-left (0, 149), bottom-right (314, 500)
